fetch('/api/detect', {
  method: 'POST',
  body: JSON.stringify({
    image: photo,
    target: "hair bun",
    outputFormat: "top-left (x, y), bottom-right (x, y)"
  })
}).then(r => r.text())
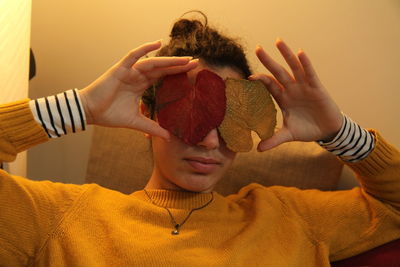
top-left (170, 19), bottom-right (204, 39)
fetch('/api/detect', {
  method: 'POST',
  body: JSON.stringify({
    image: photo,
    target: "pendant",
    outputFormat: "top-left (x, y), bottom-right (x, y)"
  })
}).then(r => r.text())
top-left (171, 229), bottom-right (179, 235)
top-left (171, 224), bottom-right (180, 235)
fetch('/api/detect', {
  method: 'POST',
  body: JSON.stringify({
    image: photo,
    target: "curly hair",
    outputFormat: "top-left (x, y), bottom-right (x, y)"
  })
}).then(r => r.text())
top-left (142, 12), bottom-right (252, 118)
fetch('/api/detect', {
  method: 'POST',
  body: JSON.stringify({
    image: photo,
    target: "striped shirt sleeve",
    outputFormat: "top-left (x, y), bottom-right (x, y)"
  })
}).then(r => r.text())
top-left (29, 89), bottom-right (86, 138)
top-left (318, 114), bottom-right (375, 162)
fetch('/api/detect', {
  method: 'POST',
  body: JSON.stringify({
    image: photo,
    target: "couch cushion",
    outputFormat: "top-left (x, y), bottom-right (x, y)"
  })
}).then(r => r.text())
top-left (331, 238), bottom-right (400, 267)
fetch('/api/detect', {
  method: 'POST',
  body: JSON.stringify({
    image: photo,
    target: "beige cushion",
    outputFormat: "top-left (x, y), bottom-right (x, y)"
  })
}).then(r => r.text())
top-left (86, 126), bottom-right (344, 195)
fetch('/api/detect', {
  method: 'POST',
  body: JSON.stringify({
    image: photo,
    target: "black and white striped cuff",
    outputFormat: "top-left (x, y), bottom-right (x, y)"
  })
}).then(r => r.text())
top-left (29, 89), bottom-right (86, 138)
top-left (318, 114), bottom-right (375, 162)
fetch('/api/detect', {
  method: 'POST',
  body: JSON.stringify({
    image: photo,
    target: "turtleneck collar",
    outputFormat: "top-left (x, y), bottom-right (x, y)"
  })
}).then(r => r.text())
top-left (131, 189), bottom-right (215, 210)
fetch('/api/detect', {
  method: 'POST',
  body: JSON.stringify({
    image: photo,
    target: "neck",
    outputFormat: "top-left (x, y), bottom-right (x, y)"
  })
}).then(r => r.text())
top-left (133, 189), bottom-right (215, 209)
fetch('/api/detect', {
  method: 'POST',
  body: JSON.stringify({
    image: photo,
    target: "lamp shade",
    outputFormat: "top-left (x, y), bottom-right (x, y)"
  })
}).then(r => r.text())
top-left (0, 0), bottom-right (32, 176)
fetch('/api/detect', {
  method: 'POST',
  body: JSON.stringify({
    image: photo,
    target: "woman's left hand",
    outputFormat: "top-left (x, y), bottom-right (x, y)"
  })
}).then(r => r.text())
top-left (250, 39), bottom-right (343, 152)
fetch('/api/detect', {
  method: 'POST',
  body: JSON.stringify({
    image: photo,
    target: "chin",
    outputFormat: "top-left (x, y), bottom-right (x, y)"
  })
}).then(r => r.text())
top-left (177, 174), bottom-right (218, 193)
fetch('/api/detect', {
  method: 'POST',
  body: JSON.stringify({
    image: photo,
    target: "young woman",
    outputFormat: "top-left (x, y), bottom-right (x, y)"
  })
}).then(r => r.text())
top-left (1, 17), bottom-right (399, 266)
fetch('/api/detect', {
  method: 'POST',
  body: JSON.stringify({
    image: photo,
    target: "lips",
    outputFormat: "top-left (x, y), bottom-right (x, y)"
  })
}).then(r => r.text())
top-left (184, 157), bottom-right (221, 174)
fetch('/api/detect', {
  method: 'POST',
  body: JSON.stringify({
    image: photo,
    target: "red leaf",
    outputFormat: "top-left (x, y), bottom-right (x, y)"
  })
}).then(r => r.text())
top-left (156, 69), bottom-right (226, 145)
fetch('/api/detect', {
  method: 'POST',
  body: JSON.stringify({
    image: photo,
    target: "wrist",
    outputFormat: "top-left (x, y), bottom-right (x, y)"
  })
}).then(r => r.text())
top-left (79, 88), bottom-right (93, 125)
top-left (318, 113), bottom-right (344, 143)
top-left (320, 131), bottom-right (340, 143)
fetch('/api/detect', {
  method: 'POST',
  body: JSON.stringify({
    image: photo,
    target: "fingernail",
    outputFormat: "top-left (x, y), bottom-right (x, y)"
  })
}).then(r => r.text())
top-left (151, 39), bottom-right (163, 46)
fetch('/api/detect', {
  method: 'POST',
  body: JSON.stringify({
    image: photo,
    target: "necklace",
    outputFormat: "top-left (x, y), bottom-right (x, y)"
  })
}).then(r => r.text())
top-left (144, 189), bottom-right (214, 235)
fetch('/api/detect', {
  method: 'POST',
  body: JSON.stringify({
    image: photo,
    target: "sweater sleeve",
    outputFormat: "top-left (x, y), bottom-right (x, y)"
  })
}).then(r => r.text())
top-left (0, 99), bottom-right (49, 162)
top-left (269, 130), bottom-right (400, 261)
top-left (0, 172), bottom-right (87, 265)
top-left (0, 100), bottom-right (88, 265)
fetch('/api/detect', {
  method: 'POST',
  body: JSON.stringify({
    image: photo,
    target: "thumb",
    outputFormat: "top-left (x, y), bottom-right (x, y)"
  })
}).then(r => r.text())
top-left (128, 115), bottom-right (171, 141)
top-left (257, 128), bottom-right (293, 152)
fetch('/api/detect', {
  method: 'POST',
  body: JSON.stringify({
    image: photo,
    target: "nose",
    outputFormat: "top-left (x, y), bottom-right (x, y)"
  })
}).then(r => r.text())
top-left (196, 129), bottom-right (220, 150)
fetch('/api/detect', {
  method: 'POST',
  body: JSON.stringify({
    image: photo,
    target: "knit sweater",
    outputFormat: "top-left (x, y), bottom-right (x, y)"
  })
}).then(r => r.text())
top-left (1, 100), bottom-right (400, 267)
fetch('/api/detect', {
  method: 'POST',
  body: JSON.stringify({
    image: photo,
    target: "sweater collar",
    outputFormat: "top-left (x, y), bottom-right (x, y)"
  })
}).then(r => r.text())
top-left (132, 189), bottom-right (215, 209)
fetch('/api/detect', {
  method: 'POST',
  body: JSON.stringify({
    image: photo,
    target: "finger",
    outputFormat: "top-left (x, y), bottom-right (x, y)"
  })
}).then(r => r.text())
top-left (145, 59), bottom-right (199, 79)
top-left (257, 128), bottom-right (293, 152)
top-left (297, 49), bottom-right (322, 88)
top-left (275, 38), bottom-right (306, 84)
top-left (130, 115), bottom-right (171, 141)
top-left (255, 45), bottom-right (294, 86)
top-left (135, 56), bottom-right (194, 72)
top-left (248, 73), bottom-right (283, 102)
top-left (119, 40), bottom-right (163, 68)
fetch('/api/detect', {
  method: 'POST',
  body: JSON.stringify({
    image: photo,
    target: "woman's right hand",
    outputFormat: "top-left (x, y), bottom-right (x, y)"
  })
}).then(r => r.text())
top-left (79, 40), bottom-right (198, 140)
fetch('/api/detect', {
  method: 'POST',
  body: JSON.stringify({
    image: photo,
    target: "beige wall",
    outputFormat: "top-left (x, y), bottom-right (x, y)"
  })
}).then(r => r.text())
top-left (29, 0), bottom-right (400, 183)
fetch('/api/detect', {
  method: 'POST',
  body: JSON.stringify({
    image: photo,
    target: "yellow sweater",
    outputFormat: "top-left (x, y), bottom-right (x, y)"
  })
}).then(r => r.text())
top-left (1, 100), bottom-right (400, 267)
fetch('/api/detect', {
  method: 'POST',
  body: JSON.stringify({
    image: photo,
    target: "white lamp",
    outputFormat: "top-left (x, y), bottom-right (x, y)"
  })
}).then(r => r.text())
top-left (0, 0), bottom-right (32, 176)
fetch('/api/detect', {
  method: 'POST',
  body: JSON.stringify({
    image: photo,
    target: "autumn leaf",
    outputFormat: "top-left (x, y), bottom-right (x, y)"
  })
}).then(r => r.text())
top-left (156, 70), bottom-right (226, 145)
top-left (218, 79), bottom-right (277, 152)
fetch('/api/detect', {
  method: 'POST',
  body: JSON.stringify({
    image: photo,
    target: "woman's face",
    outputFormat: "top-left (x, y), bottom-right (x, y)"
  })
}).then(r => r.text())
top-left (145, 62), bottom-right (243, 193)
